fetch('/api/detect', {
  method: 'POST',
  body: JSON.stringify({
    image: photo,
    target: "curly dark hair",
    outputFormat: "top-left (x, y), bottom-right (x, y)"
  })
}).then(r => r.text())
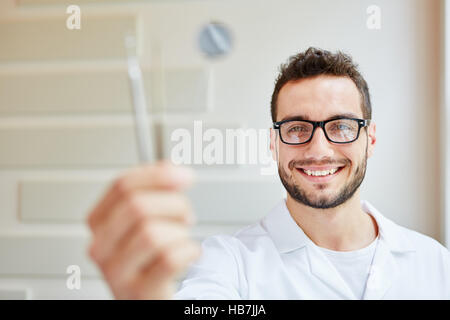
top-left (270, 47), bottom-right (372, 122)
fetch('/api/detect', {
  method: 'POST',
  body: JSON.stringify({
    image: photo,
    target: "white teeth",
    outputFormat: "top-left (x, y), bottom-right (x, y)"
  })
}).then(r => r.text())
top-left (302, 168), bottom-right (339, 176)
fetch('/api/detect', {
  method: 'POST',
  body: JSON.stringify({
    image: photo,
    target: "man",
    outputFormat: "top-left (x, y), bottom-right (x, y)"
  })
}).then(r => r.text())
top-left (87, 47), bottom-right (450, 299)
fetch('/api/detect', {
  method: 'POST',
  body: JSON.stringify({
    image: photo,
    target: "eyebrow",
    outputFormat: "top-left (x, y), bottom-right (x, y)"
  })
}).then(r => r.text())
top-left (279, 112), bottom-right (360, 122)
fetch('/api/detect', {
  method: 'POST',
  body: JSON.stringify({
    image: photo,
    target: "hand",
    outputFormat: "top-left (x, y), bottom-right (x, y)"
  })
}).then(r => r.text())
top-left (86, 161), bottom-right (201, 299)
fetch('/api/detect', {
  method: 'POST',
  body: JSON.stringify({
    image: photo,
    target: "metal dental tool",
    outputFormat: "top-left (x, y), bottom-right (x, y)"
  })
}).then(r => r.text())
top-left (125, 35), bottom-right (157, 163)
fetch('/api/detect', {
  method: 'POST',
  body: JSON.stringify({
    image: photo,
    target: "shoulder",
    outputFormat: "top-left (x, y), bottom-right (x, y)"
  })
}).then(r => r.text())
top-left (174, 223), bottom-right (270, 300)
top-left (398, 224), bottom-right (450, 259)
top-left (363, 200), bottom-right (449, 257)
top-left (379, 212), bottom-right (450, 265)
top-left (401, 225), bottom-right (446, 249)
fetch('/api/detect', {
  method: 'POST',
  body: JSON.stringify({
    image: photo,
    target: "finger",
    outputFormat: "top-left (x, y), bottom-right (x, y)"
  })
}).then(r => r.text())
top-left (131, 240), bottom-right (201, 299)
top-left (101, 220), bottom-right (190, 287)
top-left (87, 161), bottom-right (194, 231)
top-left (90, 191), bottom-right (194, 263)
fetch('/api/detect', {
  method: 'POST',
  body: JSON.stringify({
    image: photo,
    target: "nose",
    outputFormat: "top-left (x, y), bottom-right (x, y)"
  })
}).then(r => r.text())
top-left (302, 127), bottom-right (334, 159)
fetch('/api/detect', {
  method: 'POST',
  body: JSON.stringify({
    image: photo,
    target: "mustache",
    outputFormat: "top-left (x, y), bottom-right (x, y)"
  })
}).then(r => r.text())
top-left (288, 158), bottom-right (350, 170)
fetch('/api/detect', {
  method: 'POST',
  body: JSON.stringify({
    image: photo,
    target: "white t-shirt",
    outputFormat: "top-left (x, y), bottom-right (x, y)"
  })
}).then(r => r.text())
top-left (317, 236), bottom-right (379, 299)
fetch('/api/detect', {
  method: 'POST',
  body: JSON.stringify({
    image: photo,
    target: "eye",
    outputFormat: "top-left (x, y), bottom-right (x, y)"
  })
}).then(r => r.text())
top-left (329, 121), bottom-right (355, 132)
top-left (288, 125), bottom-right (309, 133)
top-left (336, 124), bottom-right (351, 130)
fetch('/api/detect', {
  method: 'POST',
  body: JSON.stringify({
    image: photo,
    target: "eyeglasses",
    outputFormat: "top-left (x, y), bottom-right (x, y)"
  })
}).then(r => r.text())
top-left (273, 117), bottom-right (371, 145)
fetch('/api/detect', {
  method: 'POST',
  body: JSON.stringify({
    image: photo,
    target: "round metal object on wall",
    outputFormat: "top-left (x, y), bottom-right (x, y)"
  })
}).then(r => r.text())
top-left (198, 22), bottom-right (233, 59)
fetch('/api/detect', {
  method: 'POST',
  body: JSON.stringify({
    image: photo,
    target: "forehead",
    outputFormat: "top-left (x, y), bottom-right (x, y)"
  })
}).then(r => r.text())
top-left (276, 75), bottom-right (363, 121)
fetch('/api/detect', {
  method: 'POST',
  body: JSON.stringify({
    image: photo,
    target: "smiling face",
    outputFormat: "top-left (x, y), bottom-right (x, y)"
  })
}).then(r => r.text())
top-left (270, 75), bottom-right (376, 209)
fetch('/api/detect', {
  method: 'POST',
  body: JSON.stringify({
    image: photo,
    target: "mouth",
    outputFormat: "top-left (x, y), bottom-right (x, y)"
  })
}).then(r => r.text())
top-left (295, 165), bottom-right (346, 183)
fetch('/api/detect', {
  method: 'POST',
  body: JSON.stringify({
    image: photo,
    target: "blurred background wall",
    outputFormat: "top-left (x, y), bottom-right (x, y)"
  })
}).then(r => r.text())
top-left (0, 0), bottom-right (445, 299)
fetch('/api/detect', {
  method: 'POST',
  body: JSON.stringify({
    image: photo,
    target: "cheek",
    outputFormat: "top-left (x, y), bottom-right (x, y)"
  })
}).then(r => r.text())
top-left (279, 145), bottom-right (300, 169)
top-left (342, 148), bottom-right (365, 172)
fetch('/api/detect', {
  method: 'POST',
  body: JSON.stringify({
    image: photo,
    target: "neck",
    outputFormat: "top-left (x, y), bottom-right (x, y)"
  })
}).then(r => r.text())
top-left (286, 190), bottom-right (378, 251)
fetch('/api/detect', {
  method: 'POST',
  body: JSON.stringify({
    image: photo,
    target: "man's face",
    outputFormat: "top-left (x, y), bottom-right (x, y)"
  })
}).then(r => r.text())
top-left (270, 75), bottom-right (376, 209)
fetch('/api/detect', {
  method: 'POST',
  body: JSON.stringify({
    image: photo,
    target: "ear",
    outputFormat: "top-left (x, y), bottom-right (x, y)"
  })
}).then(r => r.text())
top-left (366, 121), bottom-right (376, 158)
top-left (270, 128), bottom-right (278, 161)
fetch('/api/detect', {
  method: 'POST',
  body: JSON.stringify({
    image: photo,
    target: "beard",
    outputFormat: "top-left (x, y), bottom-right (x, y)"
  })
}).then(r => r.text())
top-left (278, 144), bottom-right (368, 210)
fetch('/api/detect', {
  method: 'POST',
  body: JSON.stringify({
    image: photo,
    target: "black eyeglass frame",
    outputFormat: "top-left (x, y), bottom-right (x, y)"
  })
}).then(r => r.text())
top-left (273, 117), bottom-right (371, 145)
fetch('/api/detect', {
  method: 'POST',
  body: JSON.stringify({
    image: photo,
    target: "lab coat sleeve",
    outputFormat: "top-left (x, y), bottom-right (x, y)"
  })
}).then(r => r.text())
top-left (173, 235), bottom-right (246, 300)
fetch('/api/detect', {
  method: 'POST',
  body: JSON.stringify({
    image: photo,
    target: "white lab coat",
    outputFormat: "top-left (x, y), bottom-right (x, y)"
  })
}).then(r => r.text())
top-left (174, 199), bottom-right (450, 299)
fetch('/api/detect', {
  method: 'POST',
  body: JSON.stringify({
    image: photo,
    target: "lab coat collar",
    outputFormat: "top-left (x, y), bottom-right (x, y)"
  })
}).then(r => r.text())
top-left (360, 200), bottom-right (416, 254)
top-left (263, 200), bottom-right (309, 253)
top-left (263, 198), bottom-right (416, 299)
top-left (264, 198), bottom-right (416, 254)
